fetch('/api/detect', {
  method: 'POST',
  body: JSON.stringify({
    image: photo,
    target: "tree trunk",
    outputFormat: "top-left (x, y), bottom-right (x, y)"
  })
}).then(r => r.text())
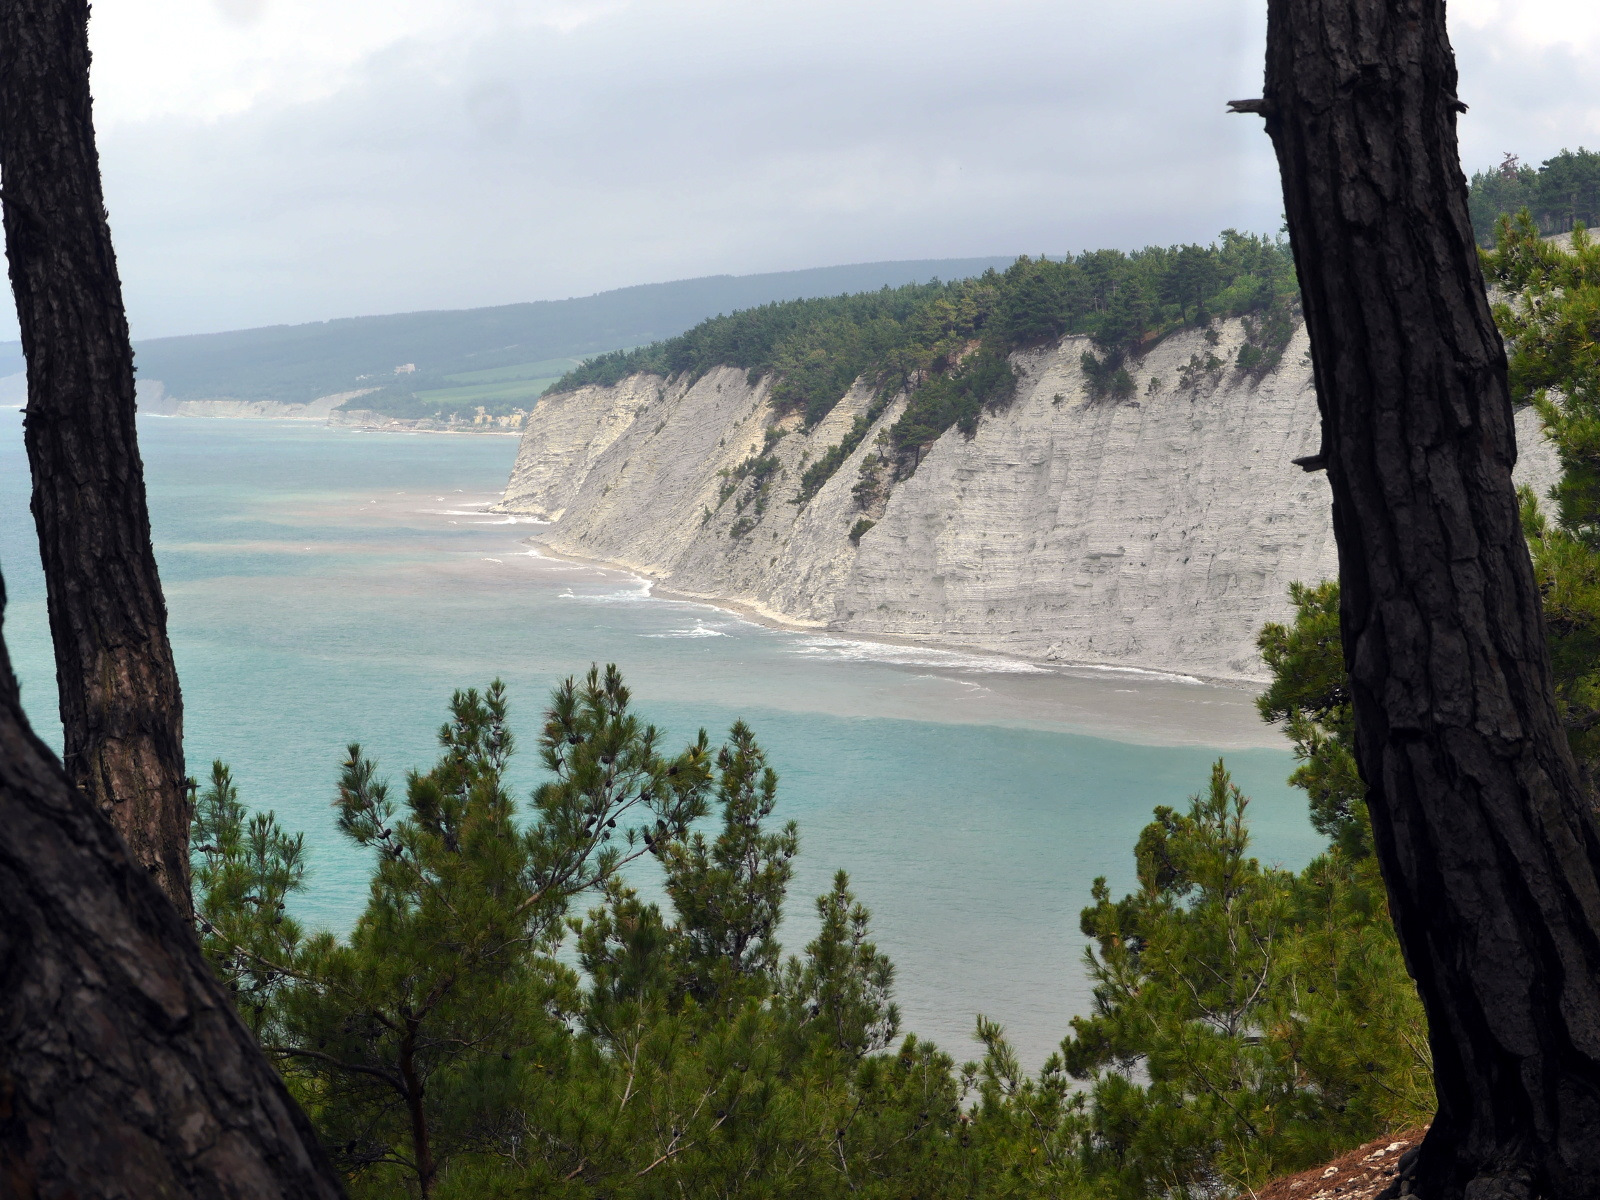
top-left (1248, 1), bottom-right (1600, 1195)
top-left (399, 1026), bottom-right (437, 1199)
top-left (0, 581), bottom-right (346, 1198)
top-left (0, 0), bottom-right (190, 907)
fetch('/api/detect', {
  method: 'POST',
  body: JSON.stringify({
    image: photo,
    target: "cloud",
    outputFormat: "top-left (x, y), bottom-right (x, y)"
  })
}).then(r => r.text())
top-left (1452, 0), bottom-right (1600, 54)
top-left (1453, 23), bottom-right (1600, 170)
top-left (1, 0), bottom-right (1595, 341)
top-left (211, 0), bottom-right (269, 27)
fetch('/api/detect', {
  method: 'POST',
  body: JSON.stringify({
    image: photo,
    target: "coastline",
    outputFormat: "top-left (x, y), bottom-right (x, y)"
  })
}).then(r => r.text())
top-left (522, 533), bottom-right (1257, 692)
top-left (340, 425), bottom-right (522, 437)
top-left (138, 412), bottom-right (522, 437)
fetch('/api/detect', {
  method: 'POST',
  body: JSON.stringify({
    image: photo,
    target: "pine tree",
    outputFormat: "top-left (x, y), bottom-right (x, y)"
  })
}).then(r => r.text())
top-left (783, 871), bottom-right (900, 1057)
top-left (189, 659), bottom-right (1442, 1199)
top-left (660, 720), bottom-right (797, 1004)
top-left (1061, 762), bottom-right (1429, 1197)
top-left (195, 669), bottom-right (717, 1198)
top-left (193, 759), bottom-right (308, 1031)
top-left (1256, 581), bottom-right (1369, 856)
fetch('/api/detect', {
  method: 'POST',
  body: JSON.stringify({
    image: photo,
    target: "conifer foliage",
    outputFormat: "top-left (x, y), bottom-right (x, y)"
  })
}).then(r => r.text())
top-left (560, 232), bottom-right (1298, 497)
top-left (197, 653), bottom-right (1432, 1199)
top-left (1467, 149), bottom-right (1600, 245)
top-left (1064, 763), bottom-right (1430, 1197)
top-left (196, 669), bottom-right (720, 1196)
top-left (1256, 581), bottom-right (1368, 856)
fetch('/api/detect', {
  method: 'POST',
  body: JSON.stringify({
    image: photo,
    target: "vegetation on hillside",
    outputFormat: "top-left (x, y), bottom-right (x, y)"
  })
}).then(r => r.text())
top-left (1467, 148), bottom-right (1600, 245)
top-left (183, 204), bottom-right (1600, 1200)
top-left (129, 259), bottom-right (1015, 415)
top-left (560, 232), bottom-right (1299, 499)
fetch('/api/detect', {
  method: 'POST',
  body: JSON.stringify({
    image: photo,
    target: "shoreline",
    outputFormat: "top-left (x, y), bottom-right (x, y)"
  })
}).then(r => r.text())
top-left (520, 532), bottom-right (1263, 693)
top-left (341, 425), bottom-right (522, 437)
top-left (138, 412), bottom-right (522, 437)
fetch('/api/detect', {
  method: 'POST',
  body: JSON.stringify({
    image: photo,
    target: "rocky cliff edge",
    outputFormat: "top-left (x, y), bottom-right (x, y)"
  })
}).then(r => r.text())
top-left (496, 321), bottom-right (1558, 682)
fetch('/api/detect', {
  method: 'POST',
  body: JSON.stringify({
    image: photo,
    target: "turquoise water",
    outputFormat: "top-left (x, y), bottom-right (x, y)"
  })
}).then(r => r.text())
top-left (0, 409), bottom-right (1320, 1066)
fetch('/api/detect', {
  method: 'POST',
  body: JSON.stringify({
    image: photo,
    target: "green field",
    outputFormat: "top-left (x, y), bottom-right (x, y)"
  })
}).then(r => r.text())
top-left (405, 352), bottom-right (640, 414)
top-left (412, 374), bottom-right (563, 408)
top-left (441, 356), bottom-right (584, 386)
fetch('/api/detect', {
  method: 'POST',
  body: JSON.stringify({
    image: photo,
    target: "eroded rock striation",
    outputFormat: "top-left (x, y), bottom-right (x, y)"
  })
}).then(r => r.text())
top-left (498, 321), bottom-right (1558, 681)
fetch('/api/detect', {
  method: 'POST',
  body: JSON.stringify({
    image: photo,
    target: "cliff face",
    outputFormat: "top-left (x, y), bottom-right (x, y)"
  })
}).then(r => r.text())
top-left (135, 382), bottom-right (377, 419)
top-left (498, 320), bottom-right (1558, 681)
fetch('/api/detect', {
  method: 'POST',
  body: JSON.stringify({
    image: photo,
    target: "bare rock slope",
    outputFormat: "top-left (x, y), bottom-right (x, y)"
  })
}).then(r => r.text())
top-left (498, 321), bottom-right (1557, 682)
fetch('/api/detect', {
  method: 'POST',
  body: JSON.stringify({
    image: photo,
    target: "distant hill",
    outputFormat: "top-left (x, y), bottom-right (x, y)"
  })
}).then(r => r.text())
top-left (0, 258), bottom-right (1022, 420)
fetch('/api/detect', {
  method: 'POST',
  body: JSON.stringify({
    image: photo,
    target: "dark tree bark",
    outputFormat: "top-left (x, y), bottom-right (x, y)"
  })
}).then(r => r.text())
top-left (0, 578), bottom-right (346, 1197)
top-left (0, 0), bottom-right (190, 906)
top-left (1243, 1), bottom-right (1600, 1195)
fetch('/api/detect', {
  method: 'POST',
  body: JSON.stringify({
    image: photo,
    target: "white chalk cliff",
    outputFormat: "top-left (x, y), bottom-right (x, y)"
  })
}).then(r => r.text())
top-left (497, 320), bottom-right (1559, 682)
top-left (135, 381), bottom-right (377, 419)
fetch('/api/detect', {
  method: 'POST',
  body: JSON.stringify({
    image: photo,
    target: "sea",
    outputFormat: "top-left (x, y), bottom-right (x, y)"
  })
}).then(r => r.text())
top-left (0, 408), bottom-right (1323, 1067)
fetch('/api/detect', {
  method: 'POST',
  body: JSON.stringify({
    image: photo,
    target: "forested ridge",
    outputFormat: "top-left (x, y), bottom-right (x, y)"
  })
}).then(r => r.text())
top-left (1468, 148), bottom-right (1600, 245)
top-left (556, 231), bottom-right (1298, 498)
top-left (111, 258), bottom-right (1015, 420)
top-left (543, 146), bottom-right (1600, 458)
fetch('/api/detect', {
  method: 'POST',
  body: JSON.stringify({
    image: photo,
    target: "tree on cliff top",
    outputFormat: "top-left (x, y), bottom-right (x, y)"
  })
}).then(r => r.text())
top-left (1242, 0), bottom-right (1600, 1194)
top-left (1468, 148), bottom-right (1600, 245)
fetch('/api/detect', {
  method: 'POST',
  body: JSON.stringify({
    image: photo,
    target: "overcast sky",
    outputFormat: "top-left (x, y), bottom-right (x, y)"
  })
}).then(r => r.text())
top-left (3, 0), bottom-right (1598, 342)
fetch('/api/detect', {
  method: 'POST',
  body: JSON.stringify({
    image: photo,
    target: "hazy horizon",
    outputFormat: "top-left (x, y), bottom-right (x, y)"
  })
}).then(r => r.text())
top-left (0, 254), bottom-right (1029, 354)
top-left (0, 257), bottom-right (1028, 387)
top-left (0, 0), bottom-right (1596, 343)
